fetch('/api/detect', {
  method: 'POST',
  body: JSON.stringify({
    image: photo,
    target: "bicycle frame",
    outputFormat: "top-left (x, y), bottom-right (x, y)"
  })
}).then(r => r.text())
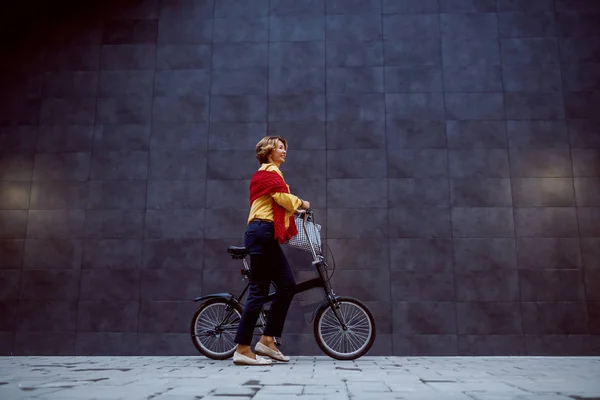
top-left (192, 210), bottom-right (348, 344)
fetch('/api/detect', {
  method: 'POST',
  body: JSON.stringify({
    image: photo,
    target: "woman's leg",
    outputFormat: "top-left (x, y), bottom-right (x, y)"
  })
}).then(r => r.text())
top-left (234, 253), bottom-right (271, 356)
top-left (260, 244), bottom-right (295, 348)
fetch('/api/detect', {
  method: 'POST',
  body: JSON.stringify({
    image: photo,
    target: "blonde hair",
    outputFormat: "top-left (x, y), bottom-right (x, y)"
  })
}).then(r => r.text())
top-left (255, 135), bottom-right (287, 164)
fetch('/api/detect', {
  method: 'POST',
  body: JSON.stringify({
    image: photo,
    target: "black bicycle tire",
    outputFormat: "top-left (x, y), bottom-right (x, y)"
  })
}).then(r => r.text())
top-left (190, 298), bottom-right (243, 360)
top-left (313, 296), bottom-right (376, 361)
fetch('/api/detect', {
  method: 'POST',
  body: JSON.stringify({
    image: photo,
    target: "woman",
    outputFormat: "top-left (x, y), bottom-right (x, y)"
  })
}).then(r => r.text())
top-left (233, 135), bottom-right (310, 366)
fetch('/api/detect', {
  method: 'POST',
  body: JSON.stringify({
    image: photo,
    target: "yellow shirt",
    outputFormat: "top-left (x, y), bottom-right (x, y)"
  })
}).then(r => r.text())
top-left (247, 163), bottom-right (303, 228)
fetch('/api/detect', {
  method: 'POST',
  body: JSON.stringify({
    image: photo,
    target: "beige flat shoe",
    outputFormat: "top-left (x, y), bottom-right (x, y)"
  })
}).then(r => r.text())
top-left (254, 342), bottom-right (290, 362)
top-left (232, 351), bottom-right (273, 366)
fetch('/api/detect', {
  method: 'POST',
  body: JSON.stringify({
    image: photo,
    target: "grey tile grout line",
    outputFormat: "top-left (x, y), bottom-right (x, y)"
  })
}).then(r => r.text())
top-left (496, 0), bottom-right (526, 352)
top-left (436, 0), bottom-right (460, 355)
top-left (379, 0), bottom-right (393, 357)
top-left (70, 33), bottom-right (103, 356)
top-left (554, 0), bottom-right (591, 338)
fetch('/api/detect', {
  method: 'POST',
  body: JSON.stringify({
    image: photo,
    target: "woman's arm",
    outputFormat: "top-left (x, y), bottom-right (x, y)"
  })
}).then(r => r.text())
top-left (271, 192), bottom-right (303, 213)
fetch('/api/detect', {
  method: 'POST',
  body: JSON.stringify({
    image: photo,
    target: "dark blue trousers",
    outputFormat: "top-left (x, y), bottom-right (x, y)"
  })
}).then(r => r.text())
top-left (234, 220), bottom-right (296, 346)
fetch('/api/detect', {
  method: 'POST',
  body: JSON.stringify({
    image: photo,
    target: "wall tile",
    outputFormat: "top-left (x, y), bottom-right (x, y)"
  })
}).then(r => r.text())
top-left (80, 269), bottom-right (140, 301)
top-left (451, 178), bottom-right (512, 207)
top-left (42, 71), bottom-right (98, 98)
top-left (0, 240), bottom-right (23, 269)
top-left (327, 208), bottom-right (388, 238)
top-left (578, 207), bottom-right (600, 237)
top-left (157, 17), bottom-right (213, 44)
top-left (268, 95), bottom-right (325, 122)
top-left (446, 93), bottom-right (505, 120)
top-left (449, 150), bottom-right (510, 178)
top-left (150, 123), bottom-right (207, 151)
top-left (389, 178), bottom-right (449, 207)
top-left (214, 17), bottom-right (268, 42)
top-left (0, 126), bottom-right (38, 153)
top-left (572, 149), bottom-right (600, 177)
top-left (0, 153), bottom-right (34, 182)
top-left (452, 207), bottom-right (515, 238)
top-left (388, 149), bottom-right (448, 178)
top-left (77, 301), bottom-right (138, 332)
top-left (209, 122), bottom-right (267, 150)
top-left (393, 302), bottom-right (456, 334)
top-left (439, 0), bottom-right (496, 12)
top-left (456, 270), bottom-right (520, 301)
top-left (327, 179), bottom-right (387, 208)
top-left (389, 207), bottom-right (451, 238)
top-left (141, 270), bottom-right (203, 301)
top-left (147, 180), bottom-right (205, 209)
top-left (391, 271), bottom-right (454, 301)
top-left (390, 239), bottom-right (453, 272)
top-left (383, 0), bottom-right (439, 13)
top-left (206, 180), bottom-right (248, 209)
top-left (327, 150), bottom-right (386, 178)
top-left (204, 208), bottom-right (247, 239)
top-left (145, 209), bottom-right (205, 239)
top-left (586, 270), bottom-right (600, 301)
top-left (98, 71), bottom-right (155, 97)
top-left (453, 238), bottom-right (517, 271)
top-left (446, 120), bottom-right (507, 149)
top-left (507, 120), bottom-right (569, 148)
top-left (96, 96), bottom-right (153, 124)
top-left (556, 11), bottom-right (600, 37)
top-left (327, 67), bottom-right (383, 94)
top-left (103, 19), bottom-right (158, 45)
top-left (510, 149), bottom-right (572, 177)
top-left (328, 15), bottom-right (381, 42)
top-left (153, 95), bottom-right (209, 122)
top-left (149, 151), bottom-right (206, 180)
top-left (143, 239), bottom-right (203, 270)
top-left (515, 208), bottom-right (579, 238)
top-left (517, 238), bottom-right (582, 269)
top-left (326, 121), bottom-right (384, 149)
top-left (520, 270), bottom-right (585, 301)
top-left (457, 302), bottom-right (522, 334)
top-left (385, 38), bottom-right (441, 66)
top-left (459, 335), bottom-right (526, 356)
top-left (444, 64), bottom-right (502, 92)
top-left (156, 44), bottom-right (211, 70)
top-left (582, 238), bottom-right (600, 270)
top-left (442, 37), bottom-right (500, 66)
top-left (23, 239), bottom-right (82, 270)
top-left (0, 211), bottom-right (28, 239)
top-left (37, 125), bottom-right (93, 153)
top-left (498, 12), bottom-right (556, 38)
top-left (0, 270), bottom-right (20, 301)
top-left (210, 95), bottom-right (266, 122)
top-left (525, 335), bottom-right (592, 356)
top-left (501, 38), bottom-right (559, 65)
top-left (497, 0), bottom-right (554, 12)
top-left (206, 150), bottom-right (255, 179)
top-left (386, 94), bottom-right (444, 120)
top-left (13, 332), bottom-right (75, 355)
top-left (522, 302), bottom-right (587, 334)
top-left (75, 333), bottom-right (138, 356)
top-left (560, 37), bottom-right (600, 63)
top-left (503, 64), bottom-right (562, 92)
top-left (91, 151), bottom-right (148, 180)
top-left (270, 67), bottom-right (324, 95)
top-left (44, 45), bottom-right (101, 71)
top-left (505, 92), bottom-right (565, 120)
top-left (270, 42), bottom-right (324, 68)
top-left (27, 210), bottom-right (86, 239)
top-left (155, 70), bottom-right (211, 97)
top-left (16, 300), bottom-right (77, 333)
top-left (100, 44), bottom-right (156, 70)
top-left (387, 120), bottom-right (445, 149)
top-left (19, 270), bottom-right (79, 300)
top-left (271, 0), bottom-right (324, 15)
top-left (160, 0), bottom-right (213, 19)
top-left (87, 181), bottom-right (146, 210)
top-left (325, 239), bottom-right (388, 270)
top-left (85, 210), bottom-right (144, 239)
top-left (29, 182), bottom-right (88, 210)
top-left (40, 98), bottom-right (96, 125)
top-left (512, 178), bottom-right (575, 206)
top-left (83, 239), bottom-right (142, 269)
top-left (0, 182), bottom-right (30, 210)
top-left (569, 120), bottom-right (600, 148)
top-left (138, 301), bottom-right (197, 332)
top-left (328, 94), bottom-right (384, 121)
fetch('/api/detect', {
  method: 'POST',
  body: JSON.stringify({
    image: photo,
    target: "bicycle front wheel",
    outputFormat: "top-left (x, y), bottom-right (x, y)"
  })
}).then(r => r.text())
top-left (190, 298), bottom-right (242, 360)
top-left (313, 296), bottom-right (376, 360)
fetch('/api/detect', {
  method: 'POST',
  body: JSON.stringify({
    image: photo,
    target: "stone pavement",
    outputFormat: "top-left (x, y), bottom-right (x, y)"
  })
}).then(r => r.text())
top-left (0, 356), bottom-right (599, 400)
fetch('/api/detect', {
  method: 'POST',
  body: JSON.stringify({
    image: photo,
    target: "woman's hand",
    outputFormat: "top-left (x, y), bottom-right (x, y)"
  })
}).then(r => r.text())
top-left (300, 199), bottom-right (311, 210)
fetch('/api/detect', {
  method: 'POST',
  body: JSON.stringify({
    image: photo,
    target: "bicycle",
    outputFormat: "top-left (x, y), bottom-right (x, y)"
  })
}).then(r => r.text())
top-left (190, 209), bottom-right (376, 361)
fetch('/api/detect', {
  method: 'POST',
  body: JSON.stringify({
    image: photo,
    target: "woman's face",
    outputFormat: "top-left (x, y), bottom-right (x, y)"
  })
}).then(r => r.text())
top-left (268, 140), bottom-right (287, 166)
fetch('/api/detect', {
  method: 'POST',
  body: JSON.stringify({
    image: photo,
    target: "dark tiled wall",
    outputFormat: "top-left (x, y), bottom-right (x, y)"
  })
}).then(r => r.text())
top-left (0, 0), bottom-right (599, 356)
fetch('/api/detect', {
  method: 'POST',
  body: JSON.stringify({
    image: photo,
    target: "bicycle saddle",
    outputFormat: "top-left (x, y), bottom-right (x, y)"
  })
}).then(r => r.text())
top-left (227, 246), bottom-right (248, 259)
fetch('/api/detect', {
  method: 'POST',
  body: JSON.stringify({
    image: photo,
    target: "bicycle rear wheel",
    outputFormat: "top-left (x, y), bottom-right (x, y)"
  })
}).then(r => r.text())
top-left (190, 298), bottom-right (242, 360)
top-left (313, 297), bottom-right (376, 360)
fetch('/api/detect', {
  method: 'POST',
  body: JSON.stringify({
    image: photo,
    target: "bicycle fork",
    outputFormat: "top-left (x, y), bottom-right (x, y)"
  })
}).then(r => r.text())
top-left (314, 260), bottom-right (348, 331)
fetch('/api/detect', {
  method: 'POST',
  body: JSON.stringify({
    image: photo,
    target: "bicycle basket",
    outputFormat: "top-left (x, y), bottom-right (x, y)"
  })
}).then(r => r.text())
top-left (285, 215), bottom-right (323, 255)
